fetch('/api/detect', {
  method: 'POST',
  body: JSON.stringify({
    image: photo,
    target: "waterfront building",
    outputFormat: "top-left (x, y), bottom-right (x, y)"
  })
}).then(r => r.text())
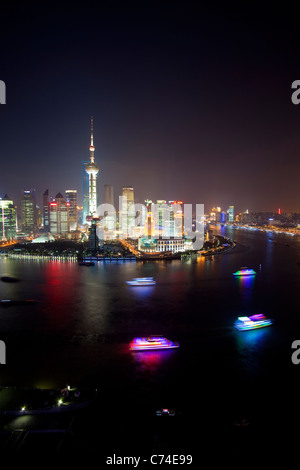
top-left (49, 192), bottom-right (70, 235)
top-left (138, 236), bottom-right (185, 253)
top-left (20, 189), bottom-right (37, 234)
top-left (0, 194), bottom-right (16, 240)
top-left (43, 189), bottom-right (50, 232)
top-left (103, 184), bottom-right (115, 237)
top-left (121, 186), bottom-right (135, 238)
top-left (220, 211), bottom-right (226, 224)
top-left (210, 207), bottom-right (221, 223)
top-left (88, 219), bottom-right (99, 250)
top-left (145, 211), bottom-right (155, 238)
top-left (65, 189), bottom-right (77, 231)
top-left (85, 117), bottom-right (99, 218)
top-left (228, 205), bottom-right (234, 223)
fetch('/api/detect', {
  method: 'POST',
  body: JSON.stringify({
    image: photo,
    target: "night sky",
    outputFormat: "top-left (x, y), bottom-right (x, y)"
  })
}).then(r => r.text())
top-left (1, 2), bottom-right (300, 213)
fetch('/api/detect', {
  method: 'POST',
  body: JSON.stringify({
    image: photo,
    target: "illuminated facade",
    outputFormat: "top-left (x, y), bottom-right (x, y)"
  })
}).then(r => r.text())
top-left (49, 192), bottom-right (70, 235)
top-left (138, 236), bottom-right (185, 253)
top-left (103, 184), bottom-right (115, 236)
top-left (43, 189), bottom-right (50, 232)
top-left (228, 205), bottom-right (234, 223)
top-left (121, 186), bottom-right (135, 237)
top-left (65, 189), bottom-right (77, 231)
top-left (85, 117), bottom-right (99, 218)
top-left (0, 194), bottom-right (16, 240)
top-left (21, 189), bottom-right (37, 234)
top-left (145, 211), bottom-right (155, 238)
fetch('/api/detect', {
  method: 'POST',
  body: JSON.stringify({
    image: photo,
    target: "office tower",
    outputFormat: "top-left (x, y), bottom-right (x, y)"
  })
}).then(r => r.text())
top-left (49, 192), bottom-right (70, 234)
top-left (145, 211), bottom-right (155, 238)
top-left (0, 194), bottom-right (16, 240)
top-left (155, 200), bottom-right (167, 236)
top-left (211, 207), bottom-right (221, 223)
top-left (21, 189), bottom-right (37, 234)
top-left (121, 186), bottom-right (135, 238)
top-left (220, 211), bottom-right (226, 224)
top-left (88, 219), bottom-right (99, 251)
top-left (104, 184), bottom-right (114, 207)
top-left (172, 201), bottom-right (184, 238)
top-left (228, 205), bottom-right (234, 223)
top-left (103, 184), bottom-right (115, 235)
top-left (65, 189), bottom-right (77, 231)
top-left (43, 189), bottom-right (50, 232)
top-left (85, 117), bottom-right (99, 218)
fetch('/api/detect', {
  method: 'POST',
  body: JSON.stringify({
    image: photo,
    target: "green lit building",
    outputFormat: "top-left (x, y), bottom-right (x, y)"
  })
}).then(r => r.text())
top-left (0, 194), bottom-right (17, 240)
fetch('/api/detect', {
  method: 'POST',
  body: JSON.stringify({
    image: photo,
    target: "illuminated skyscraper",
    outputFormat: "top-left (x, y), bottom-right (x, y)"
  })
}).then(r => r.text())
top-left (21, 189), bottom-right (37, 234)
top-left (43, 189), bottom-right (50, 232)
top-left (65, 189), bottom-right (77, 231)
top-left (145, 211), bottom-right (155, 238)
top-left (228, 205), bottom-right (234, 223)
top-left (103, 184), bottom-right (115, 236)
top-left (85, 117), bottom-right (99, 218)
top-left (0, 194), bottom-right (16, 240)
top-left (49, 192), bottom-right (70, 235)
top-left (121, 186), bottom-right (135, 238)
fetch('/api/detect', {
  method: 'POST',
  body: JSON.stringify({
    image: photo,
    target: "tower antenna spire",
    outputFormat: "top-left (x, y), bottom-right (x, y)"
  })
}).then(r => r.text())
top-left (89, 115), bottom-right (95, 163)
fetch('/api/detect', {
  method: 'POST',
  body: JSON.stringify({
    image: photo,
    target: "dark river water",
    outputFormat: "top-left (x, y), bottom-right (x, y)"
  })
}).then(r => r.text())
top-left (1, 225), bottom-right (300, 461)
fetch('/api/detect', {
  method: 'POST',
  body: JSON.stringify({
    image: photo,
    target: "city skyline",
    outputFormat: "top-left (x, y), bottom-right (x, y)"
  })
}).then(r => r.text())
top-left (1, 3), bottom-right (300, 212)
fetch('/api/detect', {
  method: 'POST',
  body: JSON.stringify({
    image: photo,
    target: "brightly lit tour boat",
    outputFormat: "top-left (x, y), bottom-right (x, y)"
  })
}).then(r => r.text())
top-left (130, 336), bottom-right (179, 350)
top-left (126, 277), bottom-right (156, 286)
top-left (234, 314), bottom-right (273, 331)
top-left (233, 267), bottom-right (256, 276)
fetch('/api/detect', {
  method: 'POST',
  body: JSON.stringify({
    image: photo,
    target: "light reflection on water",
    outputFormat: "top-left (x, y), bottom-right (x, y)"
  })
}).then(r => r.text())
top-left (234, 326), bottom-right (273, 374)
top-left (131, 349), bottom-right (177, 374)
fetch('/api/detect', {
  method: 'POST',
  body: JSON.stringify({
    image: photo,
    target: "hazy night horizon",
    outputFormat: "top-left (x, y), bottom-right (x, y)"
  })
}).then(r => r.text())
top-left (1, 2), bottom-right (300, 213)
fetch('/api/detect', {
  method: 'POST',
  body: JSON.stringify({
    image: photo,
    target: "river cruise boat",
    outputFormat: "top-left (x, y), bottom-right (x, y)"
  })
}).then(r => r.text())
top-left (130, 336), bottom-right (179, 350)
top-left (234, 314), bottom-right (273, 331)
top-left (233, 267), bottom-right (256, 276)
top-left (126, 277), bottom-right (156, 286)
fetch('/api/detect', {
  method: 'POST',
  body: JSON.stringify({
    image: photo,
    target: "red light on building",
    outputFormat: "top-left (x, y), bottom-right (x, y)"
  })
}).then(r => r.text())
top-left (278, 208), bottom-right (281, 215)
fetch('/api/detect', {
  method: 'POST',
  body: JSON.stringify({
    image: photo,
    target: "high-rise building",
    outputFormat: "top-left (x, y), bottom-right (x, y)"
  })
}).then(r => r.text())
top-left (88, 219), bottom-right (99, 251)
top-left (85, 117), bottom-right (99, 218)
top-left (145, 211), bottom-right (155, 238)
top-left (65, 190), bottom-right (77, 231)
top-left (104, 184), bottom-right (114, 207)
top-left (49, 192), bottom-right (70, 235)
top-left (103, 184), bottom-right (115, 235)
top-left (228, 205), bottom-right (234, 223)
top-left (0, 194), bottom-right (16, 240)
top-left (43, 189), bottom-right (50, 232)
top-left (121, 186), bottom-right (135, 238)
top-left (21, 189), bottom-right (37, 234)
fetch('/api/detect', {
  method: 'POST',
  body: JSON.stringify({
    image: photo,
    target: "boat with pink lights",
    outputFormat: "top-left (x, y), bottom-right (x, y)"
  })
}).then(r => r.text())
top-left (130, 336), bottom-right (179, 350)
top-left (126, 277), bottom-right (156, 286)
top-left (234, 314), bottom-right (273, 331)
top-left (233, 267), bottom-right (256, 276)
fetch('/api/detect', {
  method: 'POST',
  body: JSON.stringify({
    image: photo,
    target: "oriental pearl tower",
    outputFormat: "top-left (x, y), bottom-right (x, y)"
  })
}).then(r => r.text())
top-left (85, 116), bottom-right (99, 218)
